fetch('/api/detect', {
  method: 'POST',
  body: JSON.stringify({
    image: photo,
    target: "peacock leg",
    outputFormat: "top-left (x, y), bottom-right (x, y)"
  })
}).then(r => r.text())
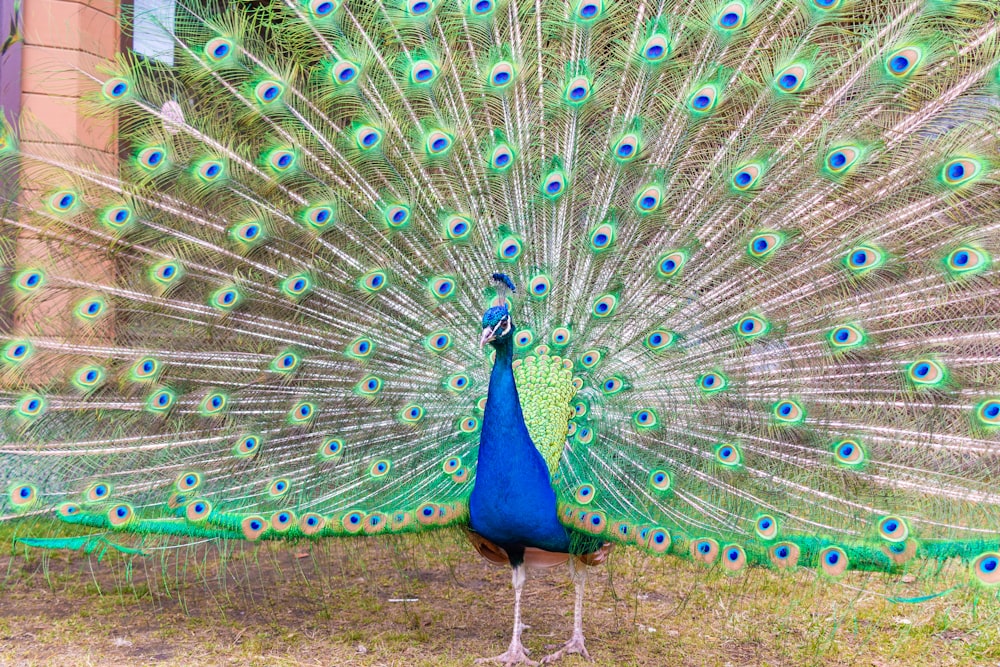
top-left (476, 564), bottom-right (538, 666)
top-left (541, 559), bottom-right (591, 664)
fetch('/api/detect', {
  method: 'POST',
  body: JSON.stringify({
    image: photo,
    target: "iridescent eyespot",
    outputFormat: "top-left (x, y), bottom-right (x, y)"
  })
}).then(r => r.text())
top-left (407, 0), bottom-right (434, 16)
top-left (233, 434), bottom-right (262, 457)
top-left (426, 331), bottom-right (451, 352)
top-left (146, 388), bottom-right (176, 413)
top-left (514, 330), bottom-right (533, 348)
top-left (271, 510), bottom-right (296, 532)
top-left (940, 157), bottom-right (983, 187)
top-left (459, 416), bottom-right (480, 433)
top-left (573, 400), bottom-right (589, 418)
top-left (85, 482), bottom-right (112, 502)
top-left (359, 270), bottom-right (387, 293)
top-left (266, 148), bottom-right (297, 172)
top-left (646, 528), bottom-right (670, 553)
top-left (721, 544), bottom-right (746, 572)
top-left (430, 276), bottom-right (457, 300)
top-left (332, 59), bottom-right (360, 85)
top-left (827, 324), bottom-right (866, 349)
top-left (528, 274), bottom-right (551, 298)
top-left (574, 426), bottom-right (595, 445)
top-left (824, 145), bottom-right (861, 175)
top-left (72, 365), bottom-right (105, 390)
top-left (176, 472), bottom-right (201, 492)
top-left (3, 340), bottom-right (33, 365)
top-left (716, 1), bottom-right (746, 30)
top-left (102, 77), bottom-right (131, 100)
top-left (634, 184), bottom-right (662, 214)
top-left (551, 327), bottom-right (571, 346)
top-left (844, 244), bottom-right (884, 273)
top-left (574, 484), bottom-right (596, 504)
top-left (137, 146), bottom-right (167, 171)
top-left (269, 478), bottom-right (290, 497)
top-left (748, 232), bottom-right (782, 258)
top-left (309, 0), bottom-right (339, 17)
top-left (445, 374), bottom-right (470, 391)
top-left (301, 206), bottom-right (333, 231)
top-left (270, 350), bottom-right (301, 373)
top-left (281, 274), bottom-right (312, 299)
top-left (541, 169), bottom-right (567, 199)
top-left (370, 459), bottom-right (391, 477)
top-left (773, 63), bottom-right (807, 93)
top-left (592, 294), bottom-right (617, 318)
top-left (975, 399), bottom-right (1000, 428)
top-left (16, 394), bottom-right (46, 419)
top-left (767, 541), bottom-right (800, 568)
top-left (714, 442), bottom-right (742, 466)
top-left (589, 223), bottom-right (615, 252)
top-left (497, 235), bottom-right (522, 261)
top-left (772, 399), bottom-right (804, 423)
top-left (575, 0), bottom-right (603, 21)
top-left (319, 437), bottom-right (344, 460)
top-left (442, 456), bottom-right (463, 474)
top-left (425, 130), bottom-right (453, 156)
top-left (230, 221), bottom-right (266, 246)
top-left (687, 84), bottom-right (719, 114)
top-left (14, 269), bottom-right (45, 292)
top-left (48, 190), bottom-right (78, 213)
top-left (885, 46), bottom-right (922, 79)
top-left (649, 469), bottom-right (671, 491)
top-left (601, 376), bottom-right (625, 395)
top-left (131, 356), bottom-right (161, 381)
top-left (691, 538), bottom-right (720, 564)
top-left (944, 246), bottom-right (989, 276)
top-left (755, 515), bottom-right (778, 540)
top-left (356, 125), bottom-right (383, 151)
top-left (400, 404), bottom-right (424, 423)
top-left (641, 34), bottom-right (670, 64)
top-left (907, 359), bottom-right (946, 386)
top-left (254, 80), bottom-right (284, 105)
top-left (195, 159), bottom-right (225, 183)
top-left (443, 214), bottom-right (473, 240)
top-left (347, 337), bottom-right (375, 359)
top-left (289, 401), bottom-right (316, 423)
top-left (735, 315), bottom-right (769, 339)
top-left (384, 204), bottom-right (410, 229)
top-left (732, 163), bottom-right (762, 191)
top-left (633, 408), bottom-right (658, 428)
top-left (210, 286), bottom-right (242, 311)
top-left (358, 376), bottom-right (382, 395)
top-left (579, 349), bottom-right (601, 369)
top-left (204, 37), bottom-right (234, 63)
top-left (242, 515), bottom-right (267, 540)
top-left (819, 546), bottom-right (848, 576)
top-left (490, 143), bottom-right (515, 171)
top-left (301, 513), bottom-right (326, 535)
top-left (972, 552), bottom-right (1000, 585)
top-left (811, 0), bottom-right (842, 9)
top-left (563, 76), bottom-right (592, 105)
top-left (109, 503), bottom-right (136, 527)
top-left (612, 133), bottom-right (641, 162)
top-left (833, 438), bottom-right (865, 466)
top-left (488, 61), bottom-right (515, 89)
top-left (878, 516), bottom-right (908, 542)
top-left (698, 372), bottom-right (728, 393)
top-left (657, 251), bottom-right (687, 278)
top-left (468, 0), bottom-right (493, 16)
top-left (9, 483), bottom-right (37, 508)
top-left (199, 392), bottom-right (228, 416)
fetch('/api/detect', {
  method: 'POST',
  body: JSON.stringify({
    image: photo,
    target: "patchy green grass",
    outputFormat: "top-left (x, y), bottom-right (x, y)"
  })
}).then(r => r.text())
top-left (0, 529), bottom-right (997, 666)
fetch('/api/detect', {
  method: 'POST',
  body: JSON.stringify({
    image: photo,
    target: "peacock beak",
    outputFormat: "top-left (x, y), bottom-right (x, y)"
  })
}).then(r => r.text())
top-left (480, 325), bottom-right (498, 348)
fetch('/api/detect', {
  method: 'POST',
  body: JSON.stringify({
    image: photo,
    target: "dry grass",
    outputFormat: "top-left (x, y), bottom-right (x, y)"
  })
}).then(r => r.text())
top-left (1, 529), bottom-right (998, 666)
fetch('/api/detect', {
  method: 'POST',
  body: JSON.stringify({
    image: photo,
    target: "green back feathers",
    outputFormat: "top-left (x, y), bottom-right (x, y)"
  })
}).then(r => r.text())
top-left (513, 353), bottom-right (577, 476)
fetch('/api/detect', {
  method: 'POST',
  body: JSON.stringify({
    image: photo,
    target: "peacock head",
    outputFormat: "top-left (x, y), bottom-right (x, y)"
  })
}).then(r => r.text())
top-left (480, 305), bottom-right (515, 348)
top-left (480, 272), bottom-right (517, 348)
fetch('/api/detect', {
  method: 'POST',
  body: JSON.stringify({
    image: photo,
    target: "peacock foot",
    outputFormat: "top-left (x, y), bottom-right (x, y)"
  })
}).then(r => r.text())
top-left (475, 642), bottom-right (538, 666)
top-left (540, 633), bottom-right (590, 664)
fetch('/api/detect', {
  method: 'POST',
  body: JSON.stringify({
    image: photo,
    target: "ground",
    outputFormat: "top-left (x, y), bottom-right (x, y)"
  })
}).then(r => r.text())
top-left (0, 529), bottom-right (998, 666)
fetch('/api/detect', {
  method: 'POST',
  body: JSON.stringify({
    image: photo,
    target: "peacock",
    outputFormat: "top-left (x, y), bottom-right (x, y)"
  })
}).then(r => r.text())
top-left (2, 0), bottom-right (1000, 663)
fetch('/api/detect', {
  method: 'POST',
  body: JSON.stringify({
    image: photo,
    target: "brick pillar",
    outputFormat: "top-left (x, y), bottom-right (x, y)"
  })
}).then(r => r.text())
top-left (14, 0), bottom-right (119, 377)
